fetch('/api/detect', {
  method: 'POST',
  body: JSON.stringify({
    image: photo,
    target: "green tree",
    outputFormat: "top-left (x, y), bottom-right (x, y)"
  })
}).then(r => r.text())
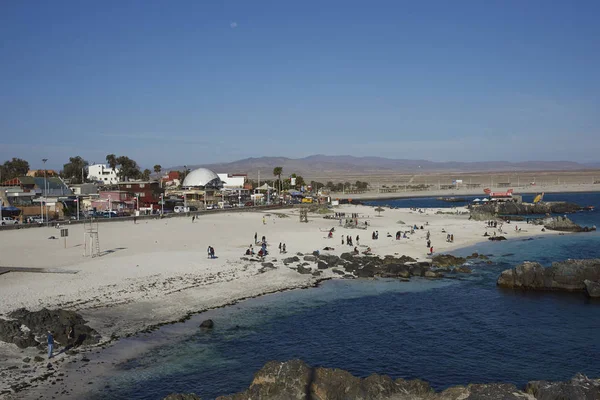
top-left (142, 169), bottom-right (151, 181)
top-left (106, 154), bottom-right (117, 171)
top-left (115, 156), bottom-right (141, 181)
top-left (153, 164), bottom-right (162, 176)
top-left (0, 158), bottom-right (30, 181)
top-left (62, 156), bottom-right (89, 184)
top-left (325, 181), bottom-right (334, 190)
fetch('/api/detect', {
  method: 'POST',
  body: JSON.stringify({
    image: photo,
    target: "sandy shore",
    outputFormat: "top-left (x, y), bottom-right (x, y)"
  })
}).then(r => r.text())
top-left (0, 204), bottom-right (560, 398)
top-left (334, 182), bottom-right (600, 200)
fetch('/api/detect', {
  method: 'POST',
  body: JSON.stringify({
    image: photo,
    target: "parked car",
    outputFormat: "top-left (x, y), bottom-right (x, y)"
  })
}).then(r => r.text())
top-left (174, 206), bottom-right (190, 213)
top-left (245, 201), bottom-right (254, 207)
top-left (206, 204), bottom-right (216, 210)
top-left (102, 211), bottom-right (118, 218)
top-left (1, 217), bottom-right (18, 225)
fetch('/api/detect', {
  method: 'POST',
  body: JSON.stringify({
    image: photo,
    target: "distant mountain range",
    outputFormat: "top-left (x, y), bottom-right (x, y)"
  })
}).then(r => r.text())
top-left (169, 155), bottom-right (600, 178)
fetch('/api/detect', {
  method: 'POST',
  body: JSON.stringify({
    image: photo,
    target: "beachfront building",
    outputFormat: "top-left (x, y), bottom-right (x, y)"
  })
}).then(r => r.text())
top-left (92, 191), bottom-right (136, 213)
top-left (115, 181), bottom-right (164, 210)
top-left (217, 173), bottom-right (246, 189)
top-left (88, 164), bottom-right (120, 185)
top-left (179, 168), bottom-right (223, 208)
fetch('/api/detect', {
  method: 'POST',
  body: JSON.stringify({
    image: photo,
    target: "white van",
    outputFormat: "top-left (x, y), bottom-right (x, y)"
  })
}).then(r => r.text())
top-left (174, 206), bottom-right (189, 213)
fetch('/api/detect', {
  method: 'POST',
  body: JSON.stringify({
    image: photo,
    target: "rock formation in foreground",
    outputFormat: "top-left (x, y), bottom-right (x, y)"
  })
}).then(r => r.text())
top-left (542, 216), bottom-right (596, 232)
top-left (0, 308), bottom-right (101, 348)
top-left (497, 259), bottom-right (600, 297)
top-left (163, 359), bottom-right (600, 400)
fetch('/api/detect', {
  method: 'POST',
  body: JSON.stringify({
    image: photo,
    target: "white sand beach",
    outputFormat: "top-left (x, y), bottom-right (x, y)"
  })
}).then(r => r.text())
top-left (0, 204), bottom-right (559, 397)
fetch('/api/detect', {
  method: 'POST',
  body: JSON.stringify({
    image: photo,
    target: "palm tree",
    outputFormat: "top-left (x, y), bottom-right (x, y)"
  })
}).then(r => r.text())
top-left (273, 166), bottom-right (283, 193)
top-left (153, 164), bottom-right (162, 175)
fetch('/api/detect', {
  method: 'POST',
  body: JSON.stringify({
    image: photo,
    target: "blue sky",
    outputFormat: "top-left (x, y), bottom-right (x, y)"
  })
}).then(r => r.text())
top-left (1, 0), bottom-right (599, 169)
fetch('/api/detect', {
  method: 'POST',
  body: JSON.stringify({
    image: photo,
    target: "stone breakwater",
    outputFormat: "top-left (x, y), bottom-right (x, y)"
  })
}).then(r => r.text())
top-left (497, 259), bottom-right (600, 297)
top-left (163, 359), bottom-right (600, 400)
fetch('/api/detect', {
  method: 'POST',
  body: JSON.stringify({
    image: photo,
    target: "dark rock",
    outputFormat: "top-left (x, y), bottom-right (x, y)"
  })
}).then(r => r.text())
top-left (163, 394), bottom-right (202, 400)
top-left (34, 356), bottom-right (44, 362)
top-left (544, 216), bottom-right (592, 232)
top-left (22, 357), bottom-right (31, 363)
top-left (295, 252), bottom-right (303, 256)
top-left (432, 254), bottom-right (467, 268)
top-left (454, 266), bottom-right (473, 274)
top-left (584, 280), bottom-right (600, 298)
top-left (317, 261), bottom-right (329, 270)
top-left (296, 265), bottom-right (312, 275)
top-left (311, 271), bottom-right (322, 277)
top-left (302, 255), bottom-right (317, 262)
top-left (260, 262), bottom-right (275, 269)
top-left (526, 373), bottom-right (600, 400)
top-left (343, 274), bottom-right (355, 279)
top-left (331, 269), bottom-right (345, 275)
top-left (318, 254), bottom-right (340, 266)
top-left (283, 256), bottom-right (300, 264)
top-left (424, 270), bottom-right (444, 278)
top-left (340, 252), bottom-right (355, 261)
top-left (199, 320), bottom-right (214, 329)
top-left (497, 259), bottom-right (600, 295)
top-left (409, 265), bottom-right (425, 277)
top-left (488, 236), bottom-right (507, 241)
top-left (471, 201), bottom-right (583, 221)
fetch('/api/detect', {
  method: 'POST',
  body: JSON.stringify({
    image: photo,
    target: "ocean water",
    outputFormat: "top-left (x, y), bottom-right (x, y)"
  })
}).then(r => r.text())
top-left (89, 193), bottom-right (600, 400)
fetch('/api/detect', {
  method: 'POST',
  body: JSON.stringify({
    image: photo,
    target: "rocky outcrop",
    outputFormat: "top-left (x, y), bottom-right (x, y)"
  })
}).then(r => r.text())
top-left (497, 259), bottom-right (600, 296)
top-left (163, 394), bottom-right (202, 400)
top-left (204, 359), bottom-right (599, 400)
top-left (543, 216), bottom-right (596, 232)
top-left (0, 308), bottom-right (100, 348)
top-left (199, 319), bottom-right (214, 329)
top-left (584, 280), bottom-right (600, 298)
top-left (471, 202), bottom-right (582, 221)
top-left (432, 254), bottom-right (466, 268)
top-left (526, 373), bottom-right (600, 400)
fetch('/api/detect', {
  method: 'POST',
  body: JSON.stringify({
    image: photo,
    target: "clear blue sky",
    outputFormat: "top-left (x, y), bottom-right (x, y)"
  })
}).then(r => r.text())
top-left (1, 0), bottom-right (599, 169)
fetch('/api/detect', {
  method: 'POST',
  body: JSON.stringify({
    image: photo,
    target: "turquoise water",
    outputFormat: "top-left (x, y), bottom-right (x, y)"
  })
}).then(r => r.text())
top-left (88, 193), bottom-right (600, 400)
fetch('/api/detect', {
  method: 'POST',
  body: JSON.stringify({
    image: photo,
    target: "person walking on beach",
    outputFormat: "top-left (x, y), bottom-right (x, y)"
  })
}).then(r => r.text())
top-left (282, 243), bottom-right (286, 253)
top-left (341, 236), bottom-right (345, 245)
top-left (207, 246), bottom-right (212, 259)
top-left (262, 216), bottom-right (266, 225)
top-left (192, 215), bottom-right (195, 223)
top-left (254, 232), bottom-right (257, 244)
top-left (67, 326), bottom-right (75, 348)
top-left (47, 330), bottom-right (54, 359)
top-left (356, 235), bottom-right (360, 246)
top-left (429, 246), bottom-right (434, 255)
top-left (279, 242), bottom-right (282, 253)
top-left (133, 215), bottom-right (137, 224)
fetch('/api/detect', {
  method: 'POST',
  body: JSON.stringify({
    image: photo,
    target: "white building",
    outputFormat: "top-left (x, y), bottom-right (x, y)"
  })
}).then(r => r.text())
top-left (88, 164), bottom-right (120, 185)
top-left (217, 173), bottom-right (246, 189)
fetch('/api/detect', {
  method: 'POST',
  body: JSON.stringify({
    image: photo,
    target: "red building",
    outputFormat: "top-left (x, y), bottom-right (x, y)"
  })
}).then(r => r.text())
top-left (116, 181), bottom-right (164, 209)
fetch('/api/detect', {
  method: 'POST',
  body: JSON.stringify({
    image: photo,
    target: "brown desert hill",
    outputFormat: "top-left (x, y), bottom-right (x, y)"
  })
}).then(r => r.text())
top-left (168, 155), bottom-right (600, 181)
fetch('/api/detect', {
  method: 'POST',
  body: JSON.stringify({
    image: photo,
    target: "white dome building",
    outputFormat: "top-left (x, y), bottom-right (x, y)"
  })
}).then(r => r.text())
top-left (182, 168), bottom-right (223, 188)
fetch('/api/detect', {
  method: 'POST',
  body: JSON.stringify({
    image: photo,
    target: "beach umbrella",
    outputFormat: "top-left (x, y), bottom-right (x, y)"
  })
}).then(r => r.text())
top-left (482, 199), bottom-right (489, 202)
top-left (374, 207), bottom-right (385, 216)
top-left (473, 198), bottom-right (481, 202)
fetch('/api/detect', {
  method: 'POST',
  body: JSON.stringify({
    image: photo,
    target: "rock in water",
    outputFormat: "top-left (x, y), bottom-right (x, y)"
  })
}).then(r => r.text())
top-left (163, 395), bottom-right (202, 400)
top-left (526, 373), bottom-right (600, 400)
top-left (497, 259), bottom-right (600, 296)
top-left (543, 216), bottom-right (590, 232)
top-left (199, 320), bottom-right (214, 329)
top-left (584, 280), bottom-right (600, 298)
top-left (432, 254), bottom-right (466, 268)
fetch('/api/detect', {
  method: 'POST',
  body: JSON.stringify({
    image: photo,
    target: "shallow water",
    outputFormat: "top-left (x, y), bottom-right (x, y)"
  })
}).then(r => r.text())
top-left (88, 193), bottom-right (600, 400)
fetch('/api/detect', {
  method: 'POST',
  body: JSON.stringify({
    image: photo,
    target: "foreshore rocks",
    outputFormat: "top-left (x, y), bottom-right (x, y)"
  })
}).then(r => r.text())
top-left (293, 252), bottom-right (481, 280)
top-left (497, 259), bottom-right (600, 297)
top-left (470, 201), bottom-right (582, 221)
top-left (543, 216), bottom-right (596, 232)
top-left (162, 359), bottom-right (600, 400)
top-left (0, 308), bottom-right (100, 348)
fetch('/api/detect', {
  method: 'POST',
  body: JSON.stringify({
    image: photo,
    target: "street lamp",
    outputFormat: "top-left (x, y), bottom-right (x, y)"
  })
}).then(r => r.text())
top-left (42, 158), bottom-right (48, 223)
top-left (160, 193), bottom-right (164, 215)
top-left (108, 195), bottom-right (112, 218)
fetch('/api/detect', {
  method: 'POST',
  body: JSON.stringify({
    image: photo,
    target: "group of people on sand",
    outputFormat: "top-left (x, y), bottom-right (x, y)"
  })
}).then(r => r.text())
top-left (207, 246), bottom-right (216, 259)
top-left (342, 235), bottom-right (357, 246)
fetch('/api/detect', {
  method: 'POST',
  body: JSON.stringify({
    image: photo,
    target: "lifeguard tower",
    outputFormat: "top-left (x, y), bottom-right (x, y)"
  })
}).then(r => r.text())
top-left (83, 218), bottom-right (100, 257)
